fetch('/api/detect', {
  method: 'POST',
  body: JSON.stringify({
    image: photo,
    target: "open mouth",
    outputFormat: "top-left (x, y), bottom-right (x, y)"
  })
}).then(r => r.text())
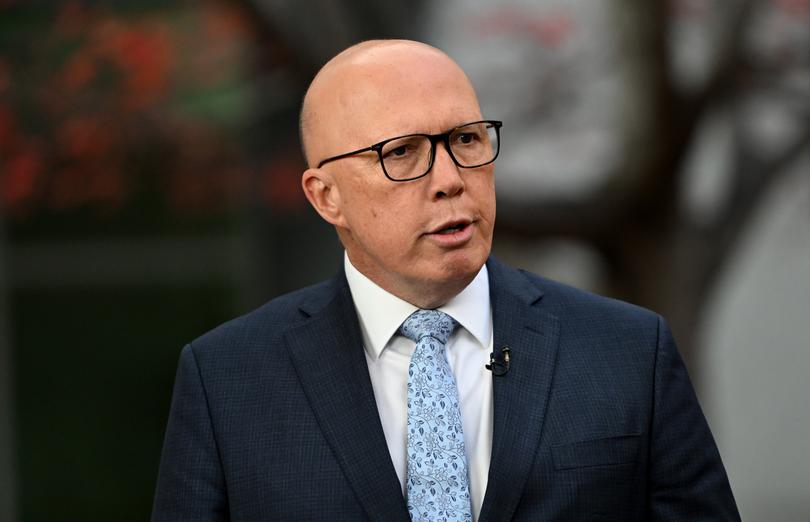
top-left (434, 222), bottom-right (469, 235)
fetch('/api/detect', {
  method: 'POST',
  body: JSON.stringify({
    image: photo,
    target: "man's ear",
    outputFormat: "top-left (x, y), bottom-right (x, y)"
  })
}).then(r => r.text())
top-left (302, 168), bottom-right (345, 227)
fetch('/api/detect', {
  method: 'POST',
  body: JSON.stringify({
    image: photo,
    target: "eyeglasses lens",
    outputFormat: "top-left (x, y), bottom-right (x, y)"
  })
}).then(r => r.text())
top-left (380, 121), bottom-right (499, 181)
top-left (449, 122), bottom-right (499, 168)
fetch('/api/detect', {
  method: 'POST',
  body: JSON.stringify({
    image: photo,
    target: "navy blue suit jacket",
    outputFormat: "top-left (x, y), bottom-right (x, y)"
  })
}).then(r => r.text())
top-left (153, 258), bottom-right (739, 521)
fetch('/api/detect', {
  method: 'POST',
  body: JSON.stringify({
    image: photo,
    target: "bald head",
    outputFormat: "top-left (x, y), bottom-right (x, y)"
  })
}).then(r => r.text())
top-left (299, 40), bottom-right (479, 168)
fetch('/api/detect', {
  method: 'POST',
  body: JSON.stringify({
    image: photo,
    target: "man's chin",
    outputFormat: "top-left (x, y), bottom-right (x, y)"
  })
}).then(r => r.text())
top-left (438, 247), bottom-right (489, 277)
top-left (424, 253), bottom-right (488, 292)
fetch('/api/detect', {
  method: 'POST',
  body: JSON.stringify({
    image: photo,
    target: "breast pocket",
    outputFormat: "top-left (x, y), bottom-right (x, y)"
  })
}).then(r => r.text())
top-left (552, 434), bottom-right (640, 470)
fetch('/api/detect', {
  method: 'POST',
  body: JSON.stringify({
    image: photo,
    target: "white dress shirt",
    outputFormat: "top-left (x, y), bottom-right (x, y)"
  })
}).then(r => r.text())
top-left (344, 253), bottom-right (494, 520)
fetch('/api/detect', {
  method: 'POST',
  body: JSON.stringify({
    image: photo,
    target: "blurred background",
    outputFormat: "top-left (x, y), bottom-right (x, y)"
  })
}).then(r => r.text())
top-left (0, 0), bottom-right (807, 520)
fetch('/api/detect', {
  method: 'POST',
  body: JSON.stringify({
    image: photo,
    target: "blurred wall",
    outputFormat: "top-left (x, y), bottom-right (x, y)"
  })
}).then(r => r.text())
top-left (702, 161), bottom-right (810, 522)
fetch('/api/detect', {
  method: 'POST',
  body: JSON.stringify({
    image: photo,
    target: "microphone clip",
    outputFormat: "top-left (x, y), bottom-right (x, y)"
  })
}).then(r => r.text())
top-left (486, 346), bottom-right (511, 376)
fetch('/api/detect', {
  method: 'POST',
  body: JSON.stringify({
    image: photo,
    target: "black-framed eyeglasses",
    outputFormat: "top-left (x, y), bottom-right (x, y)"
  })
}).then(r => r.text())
top-left (316, 120), bottom-right (503, 182)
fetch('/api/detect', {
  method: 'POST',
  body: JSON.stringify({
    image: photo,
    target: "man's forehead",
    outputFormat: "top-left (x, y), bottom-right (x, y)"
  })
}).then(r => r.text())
top-left (302, 40), bottom-right (479, 162)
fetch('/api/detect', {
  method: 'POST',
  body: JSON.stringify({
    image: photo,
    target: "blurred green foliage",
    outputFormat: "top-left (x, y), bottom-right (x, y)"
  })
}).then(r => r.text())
top-left (0, 2), bottom-right (281, 520)
top-left (13, 285), bottom-right (234, 521)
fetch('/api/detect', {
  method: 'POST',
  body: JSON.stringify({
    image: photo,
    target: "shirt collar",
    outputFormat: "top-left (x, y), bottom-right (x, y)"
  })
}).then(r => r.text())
top-left (344, 252), bottom-right (492, 361)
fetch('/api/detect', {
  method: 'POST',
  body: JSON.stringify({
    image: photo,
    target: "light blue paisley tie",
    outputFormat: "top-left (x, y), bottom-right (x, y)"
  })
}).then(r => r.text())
top-left (400, 309), bottom-right (472, 522)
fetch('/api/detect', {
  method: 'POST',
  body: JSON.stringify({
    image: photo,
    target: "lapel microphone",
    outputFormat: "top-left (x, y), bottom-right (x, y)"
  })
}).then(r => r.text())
top-left (486, 346), bottom-right (511, 376)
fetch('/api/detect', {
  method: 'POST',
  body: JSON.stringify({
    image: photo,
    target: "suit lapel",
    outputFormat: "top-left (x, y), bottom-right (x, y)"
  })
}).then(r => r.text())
top-left (479, 259), bottom-right (561, 522)
top-left (285, 275), bottom-right (410, 522)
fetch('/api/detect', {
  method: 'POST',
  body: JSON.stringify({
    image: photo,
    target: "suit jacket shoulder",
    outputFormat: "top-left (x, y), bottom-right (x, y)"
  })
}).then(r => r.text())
top-left (515, 264), bottom-right (657, 324)
top-left (487, 257), bottom-right (662, 361)
top-left (186, 274), bottom-right (344, 368)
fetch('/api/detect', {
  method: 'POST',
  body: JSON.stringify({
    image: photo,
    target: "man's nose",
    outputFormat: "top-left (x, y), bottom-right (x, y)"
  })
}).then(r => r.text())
top-left (429, 142), bottom-right (464, 199)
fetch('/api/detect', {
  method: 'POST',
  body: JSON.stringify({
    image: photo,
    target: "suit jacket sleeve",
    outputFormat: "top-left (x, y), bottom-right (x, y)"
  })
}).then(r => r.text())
top-left (650, 316), bottom-right (740, 520)
top-left (152, 343), bottom-right (229, 521)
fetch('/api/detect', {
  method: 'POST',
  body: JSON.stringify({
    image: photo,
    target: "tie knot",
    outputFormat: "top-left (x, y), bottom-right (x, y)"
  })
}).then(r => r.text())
top-left (399, 309), bottom-right (458, 345)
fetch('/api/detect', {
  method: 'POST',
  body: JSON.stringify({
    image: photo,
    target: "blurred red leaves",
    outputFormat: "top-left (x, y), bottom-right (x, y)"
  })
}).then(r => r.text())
top-left (94, 18), bottom-right (174, 112)
top-left (2, 147), bottom-right (42, 213)
top-left (1, 0), bottom-right (302, 225)
top-left (60, 47), bottom-right (97, 93)
top-left (0, 102), bottom-right (42, 215)
top-left (60, 115), bottom-right (115, 159)
top-left (262, 155), bottom-right (307, 212)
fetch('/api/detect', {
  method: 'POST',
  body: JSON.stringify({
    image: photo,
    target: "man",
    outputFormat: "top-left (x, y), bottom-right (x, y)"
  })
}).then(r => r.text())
top-left (153, 40), bottom-right (740, 521)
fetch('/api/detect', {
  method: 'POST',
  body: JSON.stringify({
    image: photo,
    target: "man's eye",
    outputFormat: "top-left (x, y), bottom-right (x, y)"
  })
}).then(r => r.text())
top-left (456, 133), bottom-right (477, 145)
top-left (383, 145), bottom-right (411, 159)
